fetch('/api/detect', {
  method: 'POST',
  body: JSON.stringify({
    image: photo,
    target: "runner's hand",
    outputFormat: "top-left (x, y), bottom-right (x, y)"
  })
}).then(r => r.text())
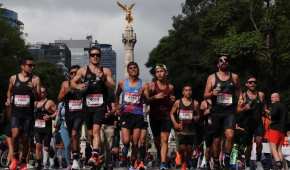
top-left (212, 89), bottom-right (219, 96)
top-left (5, 99), bottom-right (11, 106)
top-left (154, 92), bottom-right (166, 99)
top-left (235, 124), bottom-right (245, 131)
top-left (174, 123), bottom-right (182, 131)
top-left (78, 83), bottom-right (87, 90)
top-left (43, 115), bottom-right (50, 121)
top-left (170, 95), bottom-right (176, 102)
top-left (243, 103), bottom-right (251, 111)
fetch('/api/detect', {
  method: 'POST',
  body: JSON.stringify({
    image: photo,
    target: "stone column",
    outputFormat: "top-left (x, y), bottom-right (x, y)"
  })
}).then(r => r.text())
top-left (122, 25), bottom-right (137, 77)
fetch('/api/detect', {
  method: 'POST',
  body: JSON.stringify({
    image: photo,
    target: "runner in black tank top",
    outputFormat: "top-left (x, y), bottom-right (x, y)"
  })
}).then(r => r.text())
top-left (12, 74), bottom-right (35, 117)
top-left (70, 47), bottom-right (115, 167)
top-left (5, 57), bottom-right (42, 170)
top-left (170, 85), bottom-right (199, 170)
top-left (237, 76), bottom-right (265, 166)
top-left (33, 87), bottom-right (57, 170)
top-left (58, 65), bottom-right (83, 169)
top-left (204, 55), bottom-right (241, 169)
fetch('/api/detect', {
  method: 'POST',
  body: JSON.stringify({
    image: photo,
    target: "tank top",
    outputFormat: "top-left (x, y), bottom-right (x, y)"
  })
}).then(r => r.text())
top-left (244, 92), bottom-right (263, 122)
top-left (84, 66), bottom-right (108, 112)
top-left (121, 79), bottom-right (143, 115)
top-left (12, 74), bottom-right (35, 117)
top-left (64, 81), bottom-right (83, 116)
top-left (34, 100), bottom-right (52, 133)
top-left (176, 99), bottom-right (197, 135)
top-left (149, 81), bottom-right (173, 119)
top-left (212, 72), bottom-right (236, 115)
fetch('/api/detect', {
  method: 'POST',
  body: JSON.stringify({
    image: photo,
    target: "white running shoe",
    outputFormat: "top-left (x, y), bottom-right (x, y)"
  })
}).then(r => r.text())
top-left (71, 159), bottom-right (81, 170)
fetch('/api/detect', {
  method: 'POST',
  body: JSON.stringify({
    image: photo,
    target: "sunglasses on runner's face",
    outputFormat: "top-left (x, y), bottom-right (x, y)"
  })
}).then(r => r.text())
top-left (219, 58), bottom-right (228, 63)
top-left (247, 81), bottom-right (256, 84)
top-left (90, 53), bottom-right (101, 58)
top-left (26, 64), bottom-right (35, 68)
top-left (70, 71), bottom-right (77, 76)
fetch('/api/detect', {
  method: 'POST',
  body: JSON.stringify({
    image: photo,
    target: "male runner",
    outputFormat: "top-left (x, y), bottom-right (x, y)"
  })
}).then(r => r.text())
top-left (115, 62), bottom-right (146, 169)
top-left (71, 46), bottom-right (115, 166)
top-left (267, 93), bottom-right (288, 170)
top-left (58, 65), bottom-right (83, 169)
top-left (204, 54), bottom-right (241, 168)
top-left (5, 57), bottom-right (41, 170)
top-left (170, 85), bottom-right (199, 170)
top-left (144, 64), bottom-right (175, 170)
top-left (34, 87), bottom-right (57, 169)
top-left (236, 75), bottom-right (265, 166)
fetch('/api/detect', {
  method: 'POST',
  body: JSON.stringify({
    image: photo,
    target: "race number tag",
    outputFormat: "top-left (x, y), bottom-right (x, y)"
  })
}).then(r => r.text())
top-left (124, 92), bottom-right (141, 104)
top-left (35, 119), bottom-right (46, 128)
top-left (14, 95), bottom-right (30, 107)
top-left (86, 94), bottom-right (104, 107)
top-left (179, 109), bottom-right (193, 120)
top-left (69, 99), bottom-right (83, 111)
top-left (217, 93), bottom-right (233, 105)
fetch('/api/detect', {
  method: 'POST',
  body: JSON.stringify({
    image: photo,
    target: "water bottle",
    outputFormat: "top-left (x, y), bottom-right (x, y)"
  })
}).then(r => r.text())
top-left (230, 144), bottom-right (238, 170)
top-left (215, 83), bottom-right (221, 92)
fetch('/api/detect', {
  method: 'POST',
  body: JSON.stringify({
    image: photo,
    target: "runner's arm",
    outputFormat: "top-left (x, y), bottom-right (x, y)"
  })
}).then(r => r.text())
top-left (5, 75), bottom-right (15, 106)
top-left (33, 76), bottom-right (42, 100)
top-left (57, 81), bottom-right (69, 102)
top-left (115, 80), bottom-right (124, 114)
top-left (103, 68), bottom-right (115, 89)
top-left (204, 75), bottom-right (214, 99)
top-left (170, 100), bottom-right (179, 127)
top-left (232, 73), bottom-right (241, 100)
top-left (71, 68), bottom-right (85, 90)
top-left (48, 100), bottom-right (57, 119)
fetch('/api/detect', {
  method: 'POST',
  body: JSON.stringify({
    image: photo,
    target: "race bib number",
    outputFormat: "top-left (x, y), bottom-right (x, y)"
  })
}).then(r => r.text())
top-left (124, 92), bottom-right (141, 104)
top-left (35, 119), bottom-right (46, 128)
top-left (14, 95), bottom-right (30, 107)
top-left (217, 93), bottom-right (233, 105)
top-left (86, 94), bottom-right (103, 107)
top-left (179, 109), bottom-right (193, 120)
top-left (69, 100), bottom-right (83, 111)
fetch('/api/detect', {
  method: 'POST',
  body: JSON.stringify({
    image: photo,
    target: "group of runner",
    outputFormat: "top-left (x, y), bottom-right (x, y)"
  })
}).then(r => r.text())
top-left (2, 46), bottom-right (289, 170)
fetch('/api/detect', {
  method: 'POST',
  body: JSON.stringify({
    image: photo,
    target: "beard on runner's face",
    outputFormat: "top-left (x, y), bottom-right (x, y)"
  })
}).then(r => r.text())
top-left (218, 58), bottom-right (229, 70)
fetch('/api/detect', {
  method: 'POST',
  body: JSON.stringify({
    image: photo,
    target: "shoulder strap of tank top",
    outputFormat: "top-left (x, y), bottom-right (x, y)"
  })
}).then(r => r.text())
top-left (154, 81), bottom-right (159, 91)
top-left (229, 72), bottom-right (234, 82)
top-left (137, 79), bottom-right (142, 89)
top-left (124, 79), bottom-right (129, 90)
top-left (214, 72), bottom-right (219, 82)
top-left (42, 99), bottom-right (49, 110)
top-left (27, 74), bottom-right (33, 83)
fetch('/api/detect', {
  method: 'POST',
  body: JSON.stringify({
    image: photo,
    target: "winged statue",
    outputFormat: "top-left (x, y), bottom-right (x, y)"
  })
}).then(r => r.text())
top-left (117, 1), bottom-right (135, 25)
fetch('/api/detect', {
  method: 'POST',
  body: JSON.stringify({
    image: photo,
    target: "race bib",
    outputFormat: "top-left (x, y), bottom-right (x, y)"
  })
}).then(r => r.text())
top-left (14, 95), bottom-right (30, 107)
top-left (69, 99), bottom-right (83, 111)
top-left (217, 93), bottom-right (233, 105)
top-left (124, 92), bottom-right (141, 104)
top-left (179, 109), bottom-right (193, 120)
top-left (35, 119), bottom-right (46, 128)
top-left (86, 94), bottom-right (104, 107)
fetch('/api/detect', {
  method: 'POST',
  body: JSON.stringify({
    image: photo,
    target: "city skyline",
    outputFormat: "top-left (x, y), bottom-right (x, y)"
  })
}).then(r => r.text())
top-left (1, 0), bottom-right (185, 82)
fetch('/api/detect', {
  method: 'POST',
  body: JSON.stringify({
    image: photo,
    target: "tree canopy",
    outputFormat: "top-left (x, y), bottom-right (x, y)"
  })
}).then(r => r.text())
top-left (147, 0), bottom-right (290, 106)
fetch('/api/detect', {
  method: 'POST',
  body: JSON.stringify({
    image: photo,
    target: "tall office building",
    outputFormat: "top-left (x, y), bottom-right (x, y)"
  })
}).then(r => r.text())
top-left (28, 43), bottom-right (71, 74)
top-left (57, 36), bottom-right (117, 80)
top-left (0, 5), bottom-right (23, 29)
top-left (55, 37), bottom-right (92, 66)
top-left (90, 43), bottom-right (117, 80)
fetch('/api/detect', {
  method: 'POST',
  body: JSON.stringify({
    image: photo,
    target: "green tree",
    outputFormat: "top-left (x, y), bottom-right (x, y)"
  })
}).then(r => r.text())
top-left (33, 62), bottom-right (65, 101)
top-left (0, 9), bottom-right (29, 112)
top-left (147, 0), bottom-right (290, 105)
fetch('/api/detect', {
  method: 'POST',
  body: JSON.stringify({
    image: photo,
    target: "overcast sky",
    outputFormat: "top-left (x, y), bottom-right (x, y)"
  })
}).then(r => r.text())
top-left (2, 0), bottom-right (185, 81)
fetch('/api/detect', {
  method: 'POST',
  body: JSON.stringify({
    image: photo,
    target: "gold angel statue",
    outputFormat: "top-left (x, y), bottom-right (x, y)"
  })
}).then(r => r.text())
top-left (117, 1), bottom-right (135, 25)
